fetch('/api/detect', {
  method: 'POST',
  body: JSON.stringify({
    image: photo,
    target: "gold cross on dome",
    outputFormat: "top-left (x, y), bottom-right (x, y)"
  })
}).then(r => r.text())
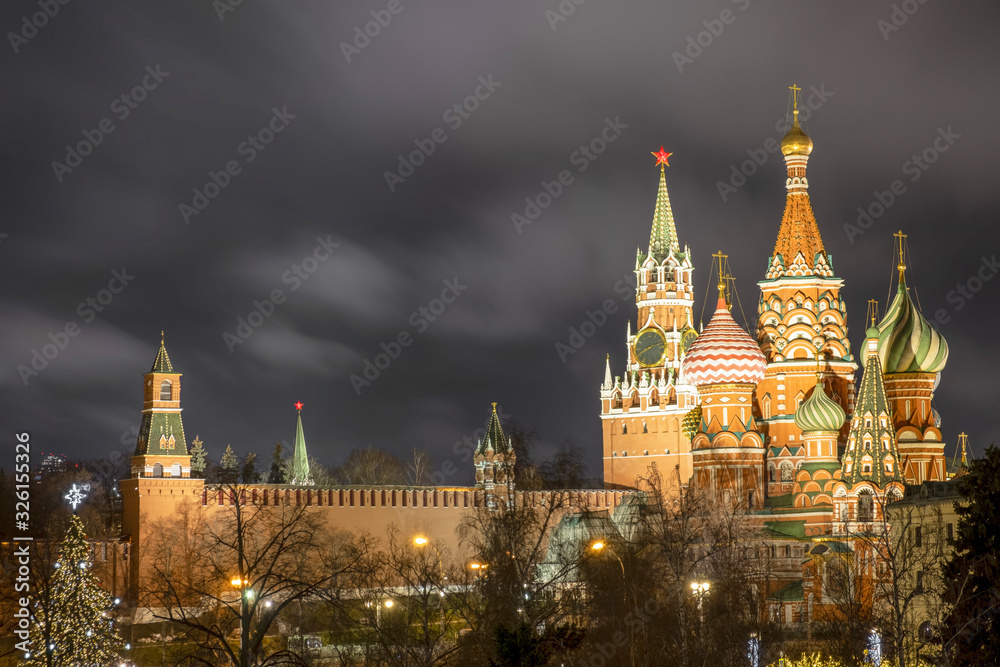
top-left (789, 84), bottom-right (801, 111)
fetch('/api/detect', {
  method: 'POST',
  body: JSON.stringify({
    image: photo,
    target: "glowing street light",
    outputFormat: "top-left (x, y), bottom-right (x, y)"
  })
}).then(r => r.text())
top-left (384, 599), bottom-right (394, 608)
top-left (690, 580), bottom-right (711, 624)
top-left (413, 536), bottom-right (429, 546)
top-left (591, 541), bottom-right (605, 551)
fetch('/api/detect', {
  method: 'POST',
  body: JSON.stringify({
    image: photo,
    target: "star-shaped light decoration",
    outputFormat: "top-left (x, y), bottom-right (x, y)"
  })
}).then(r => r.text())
top-left (651, 146), bottom-right (672, 167)
top-left (294, 401), bottom-right (304, 411)
top-left (64, 483), bottom-right (91, 511)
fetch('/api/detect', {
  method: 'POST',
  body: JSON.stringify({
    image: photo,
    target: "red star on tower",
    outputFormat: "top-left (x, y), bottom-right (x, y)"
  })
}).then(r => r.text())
top-left (294, 401), bottom-right (304, 411)
top-left (651, 146), bottom-right (672, 167)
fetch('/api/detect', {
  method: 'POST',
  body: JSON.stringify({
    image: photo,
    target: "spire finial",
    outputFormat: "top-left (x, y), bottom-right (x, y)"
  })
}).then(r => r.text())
top-left (815, 351), bottom-right (824, 380)
top-left (868, 299), bottom-right (879, 328)
top-left (894, 229), bottom-right (908, 284)
top-left (294, 401), bottom-right (304, 412)
top-left (958, 432), bottom-right (968, 465)
top-left (789, 83), bottom-right (801, 112)
top-left (161, 330), bottom-right (165, 344)
top-left (491, 401), bottom-right (497, 414)
top-left (712, 250), bottom-right (729, 302)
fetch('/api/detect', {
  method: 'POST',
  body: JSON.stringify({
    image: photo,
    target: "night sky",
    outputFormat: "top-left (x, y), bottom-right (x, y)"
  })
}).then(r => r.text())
top-left (3, 0), bottom-right (998, 484)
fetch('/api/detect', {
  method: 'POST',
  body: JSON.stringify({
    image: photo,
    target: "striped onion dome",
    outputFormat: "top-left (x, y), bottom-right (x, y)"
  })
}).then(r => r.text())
top-left (869, 278), bottom-right (949, 374)
top-left (794, 376), bottom-right (846, 433)
top-left (681, 298), bottom-right (765, 386)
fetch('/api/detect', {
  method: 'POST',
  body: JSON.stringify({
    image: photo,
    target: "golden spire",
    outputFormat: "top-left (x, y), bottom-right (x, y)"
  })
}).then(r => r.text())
top-left (712, 250), bottom-right (727, 299)
top-left (894, 229), bottom-right (908, 284)
top-left (868, 300), bottom-right (879, 328)
top-left (958, 432), bottom-right (968, 466)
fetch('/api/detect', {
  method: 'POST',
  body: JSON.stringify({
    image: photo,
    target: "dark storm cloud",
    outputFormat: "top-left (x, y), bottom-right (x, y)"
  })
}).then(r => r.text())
top-left (2, 0), bottom-right (998, 479)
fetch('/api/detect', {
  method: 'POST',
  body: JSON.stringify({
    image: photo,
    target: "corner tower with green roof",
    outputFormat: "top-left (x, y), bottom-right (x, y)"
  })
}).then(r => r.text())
top-left (131, 333), bottom-right (191, 479)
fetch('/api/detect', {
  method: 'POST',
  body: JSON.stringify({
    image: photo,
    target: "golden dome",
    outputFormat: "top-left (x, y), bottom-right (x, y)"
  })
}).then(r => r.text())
top-left (780, 110), bottom-right (813, 156)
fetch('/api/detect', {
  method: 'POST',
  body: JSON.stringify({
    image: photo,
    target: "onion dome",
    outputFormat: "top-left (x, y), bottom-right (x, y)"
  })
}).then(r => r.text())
top-left (795, 375), bottom-right (846, 433)
top-left (780, 109), bottom-right (813, 156)
top-left (871, 277), bottom-right (949, 374)
top-left (681, 297), bottom-right (766, 386)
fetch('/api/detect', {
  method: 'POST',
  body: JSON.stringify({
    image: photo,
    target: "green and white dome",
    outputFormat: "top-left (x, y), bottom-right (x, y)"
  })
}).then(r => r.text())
top-left (794, 376), bottom-right (846, 433)
top-left (869, 279), bottom-right (948, 374)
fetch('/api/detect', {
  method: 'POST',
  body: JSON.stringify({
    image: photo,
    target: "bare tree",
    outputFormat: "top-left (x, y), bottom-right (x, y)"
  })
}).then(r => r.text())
top-left (455, 484), bottom-right (585, 666)
top-left (347, 526), bottom-right (461, 666)
top-left (334, 447), bottom-right (406, 485)
top-left (624, 463), bottom-right (775, 667)
top-left (406, 448), bottom-right (434, 487)
top-left (144, 484), bottom-right (364, 666)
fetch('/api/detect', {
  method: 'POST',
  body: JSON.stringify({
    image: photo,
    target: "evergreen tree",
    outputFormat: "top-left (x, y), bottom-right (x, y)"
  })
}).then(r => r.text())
top-left (220, 444), bottom-right (238, 484)
top-left (239, 452), bottom-right (258, 484)
top-left (943, 443), bottom-right (1000, 665)
top-left (189, 435), bottom-right (207, 478)
top-left (268, 442), bottom-right (287, 484)
top-left (24, 515), bottom-right (124, 666)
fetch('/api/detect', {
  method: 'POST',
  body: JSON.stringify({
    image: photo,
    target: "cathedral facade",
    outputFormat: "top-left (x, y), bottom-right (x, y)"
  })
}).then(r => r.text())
top-left (598, 95), bottom-right (951, 543)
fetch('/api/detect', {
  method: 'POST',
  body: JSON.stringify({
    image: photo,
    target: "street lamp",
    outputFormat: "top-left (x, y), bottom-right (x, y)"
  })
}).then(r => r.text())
top-left (590, 540), bottom-right (628, 609)
top-left (690, 581), bottom-right (711, 624)
top-left (229, 576), bottom-right (251, 662)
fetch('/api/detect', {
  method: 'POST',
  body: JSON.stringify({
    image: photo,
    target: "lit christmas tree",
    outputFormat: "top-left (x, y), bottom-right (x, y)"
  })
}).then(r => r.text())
top-left (25, 514), bottom-right (124, 666)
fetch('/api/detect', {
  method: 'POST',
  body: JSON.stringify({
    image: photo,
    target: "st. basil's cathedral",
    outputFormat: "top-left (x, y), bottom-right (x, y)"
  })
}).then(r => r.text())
top-left (598, 91), bottom-right (951, 542)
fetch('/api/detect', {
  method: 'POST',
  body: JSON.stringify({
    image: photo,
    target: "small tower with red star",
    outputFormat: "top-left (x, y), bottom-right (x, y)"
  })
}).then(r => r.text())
top-left (291, 401), bottom-right (313, 485)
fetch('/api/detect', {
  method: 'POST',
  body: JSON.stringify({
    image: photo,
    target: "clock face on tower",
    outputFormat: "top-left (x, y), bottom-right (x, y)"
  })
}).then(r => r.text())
top-left (681, 327), bottom-right (698, 355)
top-left (633, 328), bottom-right (666, 367)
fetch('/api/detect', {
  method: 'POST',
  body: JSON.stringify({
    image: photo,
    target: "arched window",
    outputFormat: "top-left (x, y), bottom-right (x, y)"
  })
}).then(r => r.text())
top-left (152, 463), bottom-right (164, 478)
top-left (170, 463), bottom-right (181, 477)
top-left (768, 464), bottom-right (776, 482)
top-left (643, 422), bottom-right (648, 434)
top-left (919, 621), bottom-right (934, 641)
top-left (159, 380), bottom-right (172, 401)
top-left (762, 396), bottom-right (772, 420)
top-left (622, 423), bottom-right (627, 435)
top-left (858, 491), bottom-right (874, 522)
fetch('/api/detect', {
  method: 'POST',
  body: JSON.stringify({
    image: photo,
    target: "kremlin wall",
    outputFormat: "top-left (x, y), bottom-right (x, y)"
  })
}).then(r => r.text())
top-left (120, 93), bottom-right (955, 623)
